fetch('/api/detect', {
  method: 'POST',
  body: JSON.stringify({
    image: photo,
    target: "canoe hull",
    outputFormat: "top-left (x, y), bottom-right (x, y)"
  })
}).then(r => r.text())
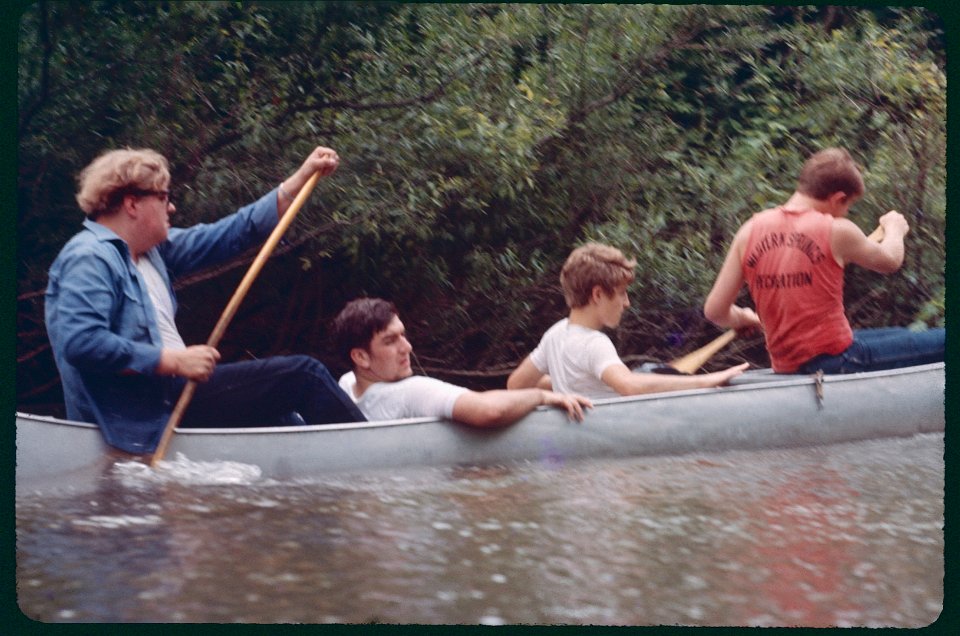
top-left (16, 363), bottom-right (945, 490)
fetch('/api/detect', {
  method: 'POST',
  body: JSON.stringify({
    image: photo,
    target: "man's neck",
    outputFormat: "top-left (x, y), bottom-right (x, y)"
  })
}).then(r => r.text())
top-left (94, 214), bottom-right (146, 261)
top-left (568, 306), bottom-right (603, 331)
top-left (352, 370), bottom-right (381, 399)
top-left (783, 192), bottom-right (830, 215)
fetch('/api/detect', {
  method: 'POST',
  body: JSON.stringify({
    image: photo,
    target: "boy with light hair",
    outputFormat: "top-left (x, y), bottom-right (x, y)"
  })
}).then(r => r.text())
top-left (508, 242), bottom-right (747, 399)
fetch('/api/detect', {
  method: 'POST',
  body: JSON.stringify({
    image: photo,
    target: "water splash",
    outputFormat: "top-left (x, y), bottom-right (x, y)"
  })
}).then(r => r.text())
top-left (71, 514), bottom-right (164, 530)
top-left (112, 452), bottom-right (263, 488)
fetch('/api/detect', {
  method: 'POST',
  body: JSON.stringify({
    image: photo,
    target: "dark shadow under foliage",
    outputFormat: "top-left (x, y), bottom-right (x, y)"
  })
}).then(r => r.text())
top-left (17, 3), bottom-right (945, 415)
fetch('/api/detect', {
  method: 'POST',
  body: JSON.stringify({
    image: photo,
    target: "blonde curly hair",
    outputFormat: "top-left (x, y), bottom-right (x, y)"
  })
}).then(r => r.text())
top-left (560, 242), bottom-right (636, 309)
top-left (75, 148), bottom-right (170, 218)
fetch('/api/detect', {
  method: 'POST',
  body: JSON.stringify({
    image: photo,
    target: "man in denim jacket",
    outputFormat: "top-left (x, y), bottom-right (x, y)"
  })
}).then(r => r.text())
top-left (45, 146), bottom-right (364, 454)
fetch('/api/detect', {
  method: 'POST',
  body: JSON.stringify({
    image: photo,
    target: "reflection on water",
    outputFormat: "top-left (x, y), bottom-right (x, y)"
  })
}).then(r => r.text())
top-left (17, 433), bottom-right (944, 625)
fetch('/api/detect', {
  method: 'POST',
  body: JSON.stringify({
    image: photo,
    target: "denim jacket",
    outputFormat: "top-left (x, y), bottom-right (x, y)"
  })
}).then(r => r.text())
top-left (45, 189), bottom-right (281, 452)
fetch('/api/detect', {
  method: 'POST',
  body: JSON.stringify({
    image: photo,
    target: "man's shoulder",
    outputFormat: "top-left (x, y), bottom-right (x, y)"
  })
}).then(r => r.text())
top-left (337, 371), bottom-right (357, 398)
top-left (52, 227), bottom-right (125, 268)
top-left (375, 375), bottom-right (465, 394)
top-left (539, 318), bottom-right (611, 346)
top-left (830, 216), bottom-right (859, 232)
top-left (568, 321), bottom-right (611, 343)
top-left (582, 329), bottom-right (617, 355)
top-left (539, 318), bottom-right (571, 340)
top-left (359, 375), bottom-right (468, 420)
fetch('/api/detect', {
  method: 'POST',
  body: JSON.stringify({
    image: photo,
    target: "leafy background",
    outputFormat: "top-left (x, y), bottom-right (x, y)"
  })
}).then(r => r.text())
top-left (16, 3), bottom-right (946, 416)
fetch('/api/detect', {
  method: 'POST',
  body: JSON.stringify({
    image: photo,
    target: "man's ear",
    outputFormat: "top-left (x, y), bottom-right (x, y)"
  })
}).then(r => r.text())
top-left (121, 194), bottom-right (140, 218)
top-left (590, 285), bottom-right (606, 304)
top-left (350, 347), bottom-right (370, 369)
top-left (827, 191), bottom-right (850, 206)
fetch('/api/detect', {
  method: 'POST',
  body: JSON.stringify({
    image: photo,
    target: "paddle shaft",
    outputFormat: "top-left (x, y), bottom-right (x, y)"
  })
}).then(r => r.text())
top-left (866, 225), bottom-right (884, 242)
top-left (149, 173), bottom-right (321, 466)
top-left (668, 329), bottom-right (737, 374)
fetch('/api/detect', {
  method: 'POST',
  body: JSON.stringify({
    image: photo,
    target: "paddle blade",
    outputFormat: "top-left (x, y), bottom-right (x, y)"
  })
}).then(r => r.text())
top-left (668, 329), bottom-right (737, 374)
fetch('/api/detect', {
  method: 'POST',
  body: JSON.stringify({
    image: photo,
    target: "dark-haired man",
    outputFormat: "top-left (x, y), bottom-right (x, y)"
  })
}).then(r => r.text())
top-left (331, 298), bottom-right (592, 426)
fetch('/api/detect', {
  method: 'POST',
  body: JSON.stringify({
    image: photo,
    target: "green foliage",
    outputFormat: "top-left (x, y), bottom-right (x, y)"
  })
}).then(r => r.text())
top-left (18, 3), bottom-right (946, 404)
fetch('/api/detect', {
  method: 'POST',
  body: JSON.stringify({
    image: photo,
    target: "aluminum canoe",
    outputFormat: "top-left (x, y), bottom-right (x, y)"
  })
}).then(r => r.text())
top-left (16, 362), bottom-right (945, 492)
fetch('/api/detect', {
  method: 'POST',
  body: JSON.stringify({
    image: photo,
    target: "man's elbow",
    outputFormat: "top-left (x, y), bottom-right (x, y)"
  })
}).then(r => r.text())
top-left (473, 404), bottom-right (514, 427)
top-left (703, 299), bottom-right (726, 326)
top-left (616, 380), bottom-right (653, 397)
top-left (63, 338), bottom-right (112, 371)
top-left (877, 256), bottom-right (904, 274)
top-left (506, 360), bottom-right (539, 390)
top-left (461, 414), bottom-right (513, 428)
top-left (454, 399), bottom-right (514, 428)
top-left (601, 374), bottom-right (636, 397)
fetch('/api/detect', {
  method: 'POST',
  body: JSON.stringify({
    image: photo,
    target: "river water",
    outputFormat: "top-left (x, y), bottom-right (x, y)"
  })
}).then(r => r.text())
top-left (16, 433), bottom-right (944, 626)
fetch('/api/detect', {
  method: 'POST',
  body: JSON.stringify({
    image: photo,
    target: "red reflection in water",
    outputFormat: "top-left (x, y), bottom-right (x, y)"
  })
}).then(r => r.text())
top-left (737, 467), bottom-right (873, 626)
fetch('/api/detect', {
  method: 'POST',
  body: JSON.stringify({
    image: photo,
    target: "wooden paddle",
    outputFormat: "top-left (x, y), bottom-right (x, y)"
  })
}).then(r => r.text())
top-left (665, 224), bottom-right (886, 375)
top-left (668, 329), bottom-right (738, 374)
top-left (149, 173), bottom-right (321, 466)
top-left (867, 225), bottom-right (885, 242)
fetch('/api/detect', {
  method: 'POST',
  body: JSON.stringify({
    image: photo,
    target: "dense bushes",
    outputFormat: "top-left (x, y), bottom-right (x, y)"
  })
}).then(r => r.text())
top-left (17, 3), bottom-right (945, 411)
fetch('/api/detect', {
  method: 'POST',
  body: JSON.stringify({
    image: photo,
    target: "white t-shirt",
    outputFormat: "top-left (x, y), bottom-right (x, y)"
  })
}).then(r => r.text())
top-left (528, 318), bottom-right (623, 399)
top-left (338, 372), bottom-right (469, 421)
top-left (135, 255), bottom-right (186, 350)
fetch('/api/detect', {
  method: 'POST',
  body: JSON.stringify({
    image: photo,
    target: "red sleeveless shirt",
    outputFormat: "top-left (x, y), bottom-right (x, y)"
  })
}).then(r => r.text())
top-left (741, 207), bottom-right (853, 372)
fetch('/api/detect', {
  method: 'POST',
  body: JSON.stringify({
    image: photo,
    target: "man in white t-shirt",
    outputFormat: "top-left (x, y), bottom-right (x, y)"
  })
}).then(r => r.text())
top-left (508, 243), bottom-right (748, 399)
top-left (332, 298), bottom-right (592, 426)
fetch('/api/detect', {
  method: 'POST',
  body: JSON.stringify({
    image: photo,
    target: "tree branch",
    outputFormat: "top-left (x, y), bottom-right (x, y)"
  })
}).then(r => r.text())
top-left (534, 23), bottom-right (708, 151)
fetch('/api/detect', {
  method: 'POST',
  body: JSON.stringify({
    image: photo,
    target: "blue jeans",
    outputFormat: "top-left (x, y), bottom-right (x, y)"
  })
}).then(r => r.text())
top-left (797, 327), bottom-right (945, 374)
top-left (180, 355), bottom-right (365, 428)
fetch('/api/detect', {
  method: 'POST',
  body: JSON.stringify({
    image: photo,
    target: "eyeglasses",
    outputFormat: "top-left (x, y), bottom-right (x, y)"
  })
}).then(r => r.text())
top-left (132, 189), bottom-right (171, 204)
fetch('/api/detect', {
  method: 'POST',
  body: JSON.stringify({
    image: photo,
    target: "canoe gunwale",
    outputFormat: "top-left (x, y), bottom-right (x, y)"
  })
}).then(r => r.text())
top-left (15, 361), bottom-right (944, 436)
top-left (15, 362), bottom-right (944, 493)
